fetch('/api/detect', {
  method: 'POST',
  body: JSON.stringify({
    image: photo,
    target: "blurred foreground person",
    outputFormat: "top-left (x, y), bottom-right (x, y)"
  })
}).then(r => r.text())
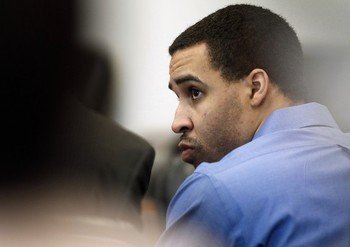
top-left (2, 1), bottom-right (154, 246)
top-left (158, 4), bottom-right (350, 247)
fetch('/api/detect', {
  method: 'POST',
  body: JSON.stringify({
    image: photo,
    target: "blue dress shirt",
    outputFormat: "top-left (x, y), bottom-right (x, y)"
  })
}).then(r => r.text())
top-left (158, 103), bottom-right (350, 247)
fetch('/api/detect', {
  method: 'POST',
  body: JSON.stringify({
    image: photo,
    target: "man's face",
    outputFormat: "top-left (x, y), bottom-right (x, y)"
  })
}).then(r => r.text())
top-left (169, 43), bottom-right (252, 168)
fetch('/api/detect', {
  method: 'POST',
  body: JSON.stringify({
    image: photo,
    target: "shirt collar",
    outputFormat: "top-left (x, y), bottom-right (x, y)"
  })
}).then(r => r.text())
top-left (253, 103), bottom-right (339, 140)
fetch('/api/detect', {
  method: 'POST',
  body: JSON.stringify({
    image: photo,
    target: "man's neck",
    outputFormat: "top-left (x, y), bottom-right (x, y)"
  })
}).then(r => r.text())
top-left (255, 91), bottom-right (303, 136)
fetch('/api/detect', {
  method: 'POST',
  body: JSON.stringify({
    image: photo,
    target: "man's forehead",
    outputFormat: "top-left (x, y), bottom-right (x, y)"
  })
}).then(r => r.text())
top-left (169, 43), bottom-right (209, 75)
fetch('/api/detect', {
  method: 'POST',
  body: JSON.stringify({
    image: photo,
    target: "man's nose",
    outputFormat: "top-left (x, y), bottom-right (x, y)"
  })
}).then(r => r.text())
top-left (171, 106), bottom-right (193, 134)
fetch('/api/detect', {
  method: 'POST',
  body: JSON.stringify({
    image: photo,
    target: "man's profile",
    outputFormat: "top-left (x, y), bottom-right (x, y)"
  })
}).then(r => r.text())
top-left (158, 4), bottom-right (350, 246)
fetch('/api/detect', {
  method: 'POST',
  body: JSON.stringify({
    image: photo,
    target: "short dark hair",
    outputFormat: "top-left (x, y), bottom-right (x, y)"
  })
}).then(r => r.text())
top-left (169, 4), bottom-right (304, 99)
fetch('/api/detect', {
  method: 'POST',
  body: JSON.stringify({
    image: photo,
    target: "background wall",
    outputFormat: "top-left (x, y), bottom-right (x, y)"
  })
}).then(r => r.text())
top-left (78, 0), bottom-right (350, 139)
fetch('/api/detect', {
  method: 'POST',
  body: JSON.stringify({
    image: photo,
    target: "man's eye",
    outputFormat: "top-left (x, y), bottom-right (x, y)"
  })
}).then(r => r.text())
top-left (190, 88), bottom-right (202, 100)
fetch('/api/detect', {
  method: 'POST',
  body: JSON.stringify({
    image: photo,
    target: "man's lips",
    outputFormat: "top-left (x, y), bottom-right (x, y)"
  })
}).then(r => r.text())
top-left (178, 142), bottom-right (195, 161)
top-left (178, 143), bottom-right (194, 151)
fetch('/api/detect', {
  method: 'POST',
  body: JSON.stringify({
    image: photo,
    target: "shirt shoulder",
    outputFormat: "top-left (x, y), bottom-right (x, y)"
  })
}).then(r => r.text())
top-left (159, 172), bottom-right (244, 246)
top-left (194, 127), bottom-right (350, 246)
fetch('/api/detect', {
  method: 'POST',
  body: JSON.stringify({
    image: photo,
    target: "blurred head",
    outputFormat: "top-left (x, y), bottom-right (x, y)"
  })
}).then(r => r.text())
top-left (2, 0), bottom-right (77, 188)
top-left (168, 4), bottom-right (303, 167)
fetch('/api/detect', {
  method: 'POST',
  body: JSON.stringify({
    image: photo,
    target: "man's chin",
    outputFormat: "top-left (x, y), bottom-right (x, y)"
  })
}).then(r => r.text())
top-left (183, 154), bottom-right (222, 168)
top-left (180, 148), bottom-right (205, 168)
top-left (182, 156), bottom-right (202, 169)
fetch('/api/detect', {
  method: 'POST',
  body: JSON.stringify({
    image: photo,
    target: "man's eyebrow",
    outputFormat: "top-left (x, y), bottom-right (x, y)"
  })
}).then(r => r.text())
top-left (175, 75), bottom-right (202, 85)
top-left (168, 75), bottom-right (203, 90)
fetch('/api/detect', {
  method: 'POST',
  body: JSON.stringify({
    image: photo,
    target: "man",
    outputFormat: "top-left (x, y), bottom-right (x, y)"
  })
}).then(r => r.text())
top-left (158, 4), bottom-right (350, 247)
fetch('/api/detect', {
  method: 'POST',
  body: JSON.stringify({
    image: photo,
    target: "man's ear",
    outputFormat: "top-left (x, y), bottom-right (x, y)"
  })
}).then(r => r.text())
top-left (244, 69), bottom-right (270, 107)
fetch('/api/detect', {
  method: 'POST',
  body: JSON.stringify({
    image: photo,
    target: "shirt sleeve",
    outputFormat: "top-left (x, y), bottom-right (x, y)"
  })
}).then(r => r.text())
top-left (157, 172), bottom-right (238, 247)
